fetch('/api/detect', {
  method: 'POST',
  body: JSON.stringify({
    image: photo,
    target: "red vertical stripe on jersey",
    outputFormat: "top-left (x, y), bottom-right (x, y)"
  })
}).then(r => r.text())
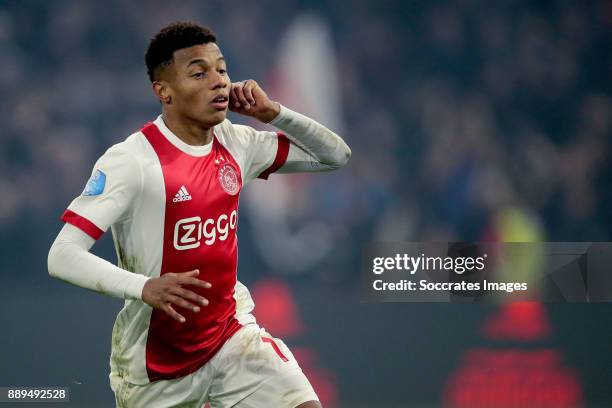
top-left (60, 209), bottom-right (104, 240)
top-left (140, 122), bottom-right (242, 382)
top-left (258, 132), bottom-right (290, 180)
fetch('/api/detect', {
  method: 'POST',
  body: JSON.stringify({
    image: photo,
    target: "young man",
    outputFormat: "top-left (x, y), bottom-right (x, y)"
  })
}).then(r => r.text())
top-left (47, 22), bottom-right (350, 408)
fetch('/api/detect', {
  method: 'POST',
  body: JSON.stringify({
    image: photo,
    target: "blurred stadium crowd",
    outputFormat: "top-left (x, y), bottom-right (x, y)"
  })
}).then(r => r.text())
top-left (1, 1), bottom-right (611, 406)
top-left (1, 0), bottom-right (611, 281)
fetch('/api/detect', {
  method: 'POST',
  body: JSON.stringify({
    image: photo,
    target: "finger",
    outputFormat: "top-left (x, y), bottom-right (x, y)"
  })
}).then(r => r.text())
top-left (235, 81), bottom-right (250, 109)
top-left (177, 269), bottom-right (199, 277)
top-left (243, 80), bottom-right (257, 105)
top-left (230, 83), bottom-right (241, 108)
top-left (167, 294), bottom-right (201, 313)
top-left (179, 276), bottom-right (212, 289)
top-left (172, 287), bottom-right (209, 306)
top-left (164, 303), bottom-right (186, 323)
top-left (231, 82), bottom-right (246, 109)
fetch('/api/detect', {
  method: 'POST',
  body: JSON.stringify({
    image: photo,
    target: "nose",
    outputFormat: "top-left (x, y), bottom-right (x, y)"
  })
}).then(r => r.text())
top-left (210, 71), bottom-right (228, 90)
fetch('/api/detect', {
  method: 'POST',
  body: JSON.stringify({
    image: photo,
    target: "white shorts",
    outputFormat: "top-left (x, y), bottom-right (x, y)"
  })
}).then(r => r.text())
top-left (109, 323), bottom-right (319, 408)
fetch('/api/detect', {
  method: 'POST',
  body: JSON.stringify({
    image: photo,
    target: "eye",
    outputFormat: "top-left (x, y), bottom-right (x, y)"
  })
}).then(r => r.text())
top-left (192, 72), bottom-right (205, 79)
top-left (218, 69), bottom-right (227, 75)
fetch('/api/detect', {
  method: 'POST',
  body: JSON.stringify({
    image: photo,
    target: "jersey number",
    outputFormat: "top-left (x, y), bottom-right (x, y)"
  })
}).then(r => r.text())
top-left (262, 337), bottom-right (289, 362)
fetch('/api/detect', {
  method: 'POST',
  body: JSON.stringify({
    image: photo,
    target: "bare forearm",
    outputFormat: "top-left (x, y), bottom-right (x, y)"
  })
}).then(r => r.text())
top-left (47, 224), bottom-right (149, 300)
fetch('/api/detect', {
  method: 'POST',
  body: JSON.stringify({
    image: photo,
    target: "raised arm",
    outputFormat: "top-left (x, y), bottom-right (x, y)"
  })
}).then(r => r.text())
top-left (229, 79), bottom-right (351, 174)
top-left (271, 104), bottom-right (351, 173)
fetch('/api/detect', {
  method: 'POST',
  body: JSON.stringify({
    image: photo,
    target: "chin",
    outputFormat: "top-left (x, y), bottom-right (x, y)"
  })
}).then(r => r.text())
top-left (201, 110), bottom-right (227, 127)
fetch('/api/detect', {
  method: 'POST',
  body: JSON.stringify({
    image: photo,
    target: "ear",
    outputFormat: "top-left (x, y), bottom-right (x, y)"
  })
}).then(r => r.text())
top-left (152, 81), bottom-right (172, 104)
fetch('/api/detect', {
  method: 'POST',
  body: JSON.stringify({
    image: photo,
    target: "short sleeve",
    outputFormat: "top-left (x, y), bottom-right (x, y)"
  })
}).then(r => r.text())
top-left (228, 124), bottom-right (290, 185)
top-left (61, 145), bottom-right (141, 240)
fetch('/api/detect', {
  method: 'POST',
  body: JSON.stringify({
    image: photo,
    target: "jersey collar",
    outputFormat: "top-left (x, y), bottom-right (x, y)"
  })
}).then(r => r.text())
top-left (153, 115), bottom-right (214, 157)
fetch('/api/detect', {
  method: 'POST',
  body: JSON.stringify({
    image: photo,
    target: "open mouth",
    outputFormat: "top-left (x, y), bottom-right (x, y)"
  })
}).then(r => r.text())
top-left (211, 95), bottom-right (229, 110)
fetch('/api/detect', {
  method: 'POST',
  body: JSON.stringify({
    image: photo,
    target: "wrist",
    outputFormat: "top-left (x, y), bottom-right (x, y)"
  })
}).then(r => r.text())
top-left (258, 101), bottom-right (281, 123)
top-left (137, 276), bottom-right (153, 301)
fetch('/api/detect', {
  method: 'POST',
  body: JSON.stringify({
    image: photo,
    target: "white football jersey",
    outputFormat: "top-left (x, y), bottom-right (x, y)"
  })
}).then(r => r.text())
top-left (61, 115), bottom-right (289, 384)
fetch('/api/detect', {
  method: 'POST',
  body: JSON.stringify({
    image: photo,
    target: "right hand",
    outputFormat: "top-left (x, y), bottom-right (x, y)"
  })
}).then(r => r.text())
top-left (141, 269), bottom-right (211, 323)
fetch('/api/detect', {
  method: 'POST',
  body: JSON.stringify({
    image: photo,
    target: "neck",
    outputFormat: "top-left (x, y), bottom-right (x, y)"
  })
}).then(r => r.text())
top-left (162, 109), bottom-right (214, 146)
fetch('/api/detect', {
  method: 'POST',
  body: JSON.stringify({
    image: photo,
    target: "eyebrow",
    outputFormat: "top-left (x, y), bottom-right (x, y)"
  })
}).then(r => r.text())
top-left (186, 57), bottom-right (225, 67)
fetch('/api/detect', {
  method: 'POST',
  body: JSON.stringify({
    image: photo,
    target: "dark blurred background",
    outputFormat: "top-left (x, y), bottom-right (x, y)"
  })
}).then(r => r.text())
top-left (1, 0), bottom-right (611, 407)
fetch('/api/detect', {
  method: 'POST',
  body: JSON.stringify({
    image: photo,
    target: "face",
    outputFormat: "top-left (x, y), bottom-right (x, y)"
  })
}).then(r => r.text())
top-left (155, 43), bottom-right (230, 127)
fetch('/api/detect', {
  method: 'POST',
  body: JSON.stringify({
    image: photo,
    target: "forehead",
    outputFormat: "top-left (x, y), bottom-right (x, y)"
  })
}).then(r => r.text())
top-left (172, 43), bottom-right (224, 66)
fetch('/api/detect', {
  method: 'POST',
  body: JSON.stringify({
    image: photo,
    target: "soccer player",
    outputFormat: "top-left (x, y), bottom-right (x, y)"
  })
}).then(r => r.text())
top-left (47, 22), bottom-right (350, 408)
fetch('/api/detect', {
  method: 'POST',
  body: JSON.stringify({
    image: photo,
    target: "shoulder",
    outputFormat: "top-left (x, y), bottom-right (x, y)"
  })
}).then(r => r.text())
top-left (214, 119), bottom-right (277, 149)
top-left (214, 118), bottom-right (255, 146)
top-left (92, 132), bottom-right (145, 190)
top-left (98, 130), bottom-right (151, 167)
top-left (111, 130), bottom-right (150, 156)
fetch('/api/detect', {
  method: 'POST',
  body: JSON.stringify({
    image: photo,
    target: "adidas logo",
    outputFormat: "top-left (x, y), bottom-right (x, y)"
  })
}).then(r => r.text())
top-left (173, 186), bottom-right (192, 203)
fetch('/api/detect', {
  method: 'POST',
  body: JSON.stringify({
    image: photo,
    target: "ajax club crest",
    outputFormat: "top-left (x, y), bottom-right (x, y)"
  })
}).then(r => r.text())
top-left (217, 163), bottom-right (240, 195)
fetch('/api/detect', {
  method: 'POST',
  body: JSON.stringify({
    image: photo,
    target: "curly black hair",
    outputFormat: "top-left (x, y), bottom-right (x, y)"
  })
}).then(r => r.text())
top-left (145, 21), bottom-right (217, 82)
